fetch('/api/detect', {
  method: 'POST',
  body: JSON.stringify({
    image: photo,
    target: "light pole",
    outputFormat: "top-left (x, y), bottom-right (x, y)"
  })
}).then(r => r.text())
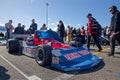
top-left (46, 3), bottom-right (49, 28)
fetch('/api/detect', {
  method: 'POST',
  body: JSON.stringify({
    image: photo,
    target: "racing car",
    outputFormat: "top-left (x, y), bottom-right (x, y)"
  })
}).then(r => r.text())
top-left (6, 30), bottom-right (102, 71)
top-left (0, 36), bottom-right (6, 46)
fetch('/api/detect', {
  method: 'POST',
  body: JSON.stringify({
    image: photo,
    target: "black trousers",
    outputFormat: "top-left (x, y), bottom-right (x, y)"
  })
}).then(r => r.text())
top-left (87, 34), bottom-right (102, 50)
top-left (81, 35), bottom-right (86, 44)
top-left (110, 32), bottom-right (120, 55)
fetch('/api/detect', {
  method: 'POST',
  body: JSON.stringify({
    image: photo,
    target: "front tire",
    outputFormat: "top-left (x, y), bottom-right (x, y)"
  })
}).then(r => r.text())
top-left (35, 45), bottom-right (52, 66)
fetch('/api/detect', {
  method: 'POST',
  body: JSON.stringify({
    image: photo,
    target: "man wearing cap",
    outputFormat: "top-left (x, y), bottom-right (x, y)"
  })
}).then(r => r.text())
top-left (108, 6), bottom-right (120, 57)
top-left (86, 13), bottom-right (102, 52)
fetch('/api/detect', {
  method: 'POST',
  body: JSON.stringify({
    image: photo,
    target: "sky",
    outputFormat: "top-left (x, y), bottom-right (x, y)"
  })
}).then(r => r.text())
top-left (0, 0), bottom-right (120, 30)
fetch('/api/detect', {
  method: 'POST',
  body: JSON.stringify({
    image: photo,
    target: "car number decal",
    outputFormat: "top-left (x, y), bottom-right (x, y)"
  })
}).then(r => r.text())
top-left (26, 48), bottom-right (36, 54)
top-left (64, 52), bottom-right (81, 60)
top-left (79, 50), bottom-right (89, 55)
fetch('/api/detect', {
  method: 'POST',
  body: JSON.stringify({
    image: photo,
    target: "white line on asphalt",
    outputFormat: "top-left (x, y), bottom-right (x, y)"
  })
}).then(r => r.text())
top-left (0, 54), bottom-right (41, 80)
top-left (28, 75), bottom-right (42, 80)
top-left (53, 71), bottom-right (77, 80)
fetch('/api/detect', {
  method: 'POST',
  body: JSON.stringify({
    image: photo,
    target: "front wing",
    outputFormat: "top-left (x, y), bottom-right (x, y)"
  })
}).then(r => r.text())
top-left (51, 47), bottom-right (102, 71)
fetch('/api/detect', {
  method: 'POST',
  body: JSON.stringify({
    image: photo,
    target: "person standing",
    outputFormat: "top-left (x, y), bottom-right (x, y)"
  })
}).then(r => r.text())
top-left (14, 23), bottom-right (24, 34)
top-left (72, 28), bottom-right (76, 36)
top-left (80, 26), bottom-right (86, 44)
top-left (14, 23), bottom-right (25, 40)
top-left (108, 6), bottom-right (120, 57)
top-left (5, 20), bottom-right (14, 40)
top-left (22, 25), bottom-right (26, 34)
top-left (40, 24), bottom-right (47, 30)
top-left (29, 19), bottom-right (37, 34)
top-left (86, 13), bottom-right (102, 52)
top-left (57, 20), bottom-right (65, 42)
top-left (66, 25), bottom-right (72, 44)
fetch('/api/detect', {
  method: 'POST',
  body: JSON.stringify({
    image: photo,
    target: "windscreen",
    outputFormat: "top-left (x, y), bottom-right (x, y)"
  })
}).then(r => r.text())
top-left (36, 30), bottom-right (63, 43)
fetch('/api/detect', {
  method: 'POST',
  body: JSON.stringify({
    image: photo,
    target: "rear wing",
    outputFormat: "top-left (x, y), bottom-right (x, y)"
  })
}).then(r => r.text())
top-left (13, 34), bottom-right (31, 40)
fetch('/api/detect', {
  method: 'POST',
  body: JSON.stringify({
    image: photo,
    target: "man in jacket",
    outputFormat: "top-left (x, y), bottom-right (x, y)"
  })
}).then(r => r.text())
top-left (86, 13), bottom-right (102, 52)
top-left (14, 23), bottom-right (25, 40)
top-left (14, 23), bottom-right (25, 34)
top-left (57, 20), bottom-right (65, 43)
top-left (108, 6), bottom-right (120, 57)
top-left (29, 19), bottom-right (37, 34)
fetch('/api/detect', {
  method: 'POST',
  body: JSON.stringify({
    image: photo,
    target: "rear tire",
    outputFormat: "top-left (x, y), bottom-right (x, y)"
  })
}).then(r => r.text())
top-left (35, 45), bottom-right (52, 66)
top-left (6, 39), bottom-right (20, 53)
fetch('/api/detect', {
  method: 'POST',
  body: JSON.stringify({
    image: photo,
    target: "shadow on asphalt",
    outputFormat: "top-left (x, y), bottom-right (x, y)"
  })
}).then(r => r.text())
top-left (107, 52), bottom-right (120, 58)
top-left (115, 52), bottom-right (120, 54)
top-left (114, 56), bottom-right (120, 58)
top-left (0, 66), bottom-right (10, 80)
top-left (8, 51), bottom-right (23, 56)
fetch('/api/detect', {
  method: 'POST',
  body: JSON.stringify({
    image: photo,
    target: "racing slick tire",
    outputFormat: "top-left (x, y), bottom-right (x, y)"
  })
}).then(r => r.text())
top-left (35, 45), bottom-right (53, 66)
top-left (6, 39), bottom-right (20, 53)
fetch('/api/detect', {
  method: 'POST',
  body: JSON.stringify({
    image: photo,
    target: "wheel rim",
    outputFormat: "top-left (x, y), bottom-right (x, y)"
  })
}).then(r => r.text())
top-left (36, 48), bottom-right (44, 64)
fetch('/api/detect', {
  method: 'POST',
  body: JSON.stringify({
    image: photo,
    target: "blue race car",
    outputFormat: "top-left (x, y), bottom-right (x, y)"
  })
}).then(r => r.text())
top-left (7, 30), bottom-right (102, 71)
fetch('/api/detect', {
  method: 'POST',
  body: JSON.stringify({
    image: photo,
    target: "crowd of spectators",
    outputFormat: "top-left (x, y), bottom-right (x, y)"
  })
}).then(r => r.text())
top-left (3, 19), bottom-right (112, 45)
top-left (3, 5), bottom-right (120, 57)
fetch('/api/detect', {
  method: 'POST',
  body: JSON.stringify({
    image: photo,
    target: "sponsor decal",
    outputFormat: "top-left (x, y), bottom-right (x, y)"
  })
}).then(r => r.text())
top-left (64, 52), bottom-right (81, 60)
top-left (26, 48), bottom-right (36, 54)
top-left (52, 57), bottom-right (59, 64)
top-left (79, 50), bottom-right (89, 55)
top-left (52, 50), bottom-right (62, 56)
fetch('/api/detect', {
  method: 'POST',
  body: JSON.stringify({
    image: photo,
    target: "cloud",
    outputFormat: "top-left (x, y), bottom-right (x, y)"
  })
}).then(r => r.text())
top-left (51, 23), bottom-right (55, 26)
top-left (47, 22), bottom-right (57, 31)
top-left (0, 23), bottom-right (4, 26)
top-left (77, 24), bottom-right (81, 27)
top-left (52, 27), bottom-right (57, 31)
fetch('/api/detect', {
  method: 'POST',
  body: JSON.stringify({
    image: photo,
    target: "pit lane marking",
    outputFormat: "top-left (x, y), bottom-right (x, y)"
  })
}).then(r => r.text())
top-left (93, 47), bottom-right (110, 55)
top-left (0, 54), bottom-right (41, 80)
top-left (93, 46), bottom-right (120, 55)
top-left (53, 71), bottom-right (78, 80)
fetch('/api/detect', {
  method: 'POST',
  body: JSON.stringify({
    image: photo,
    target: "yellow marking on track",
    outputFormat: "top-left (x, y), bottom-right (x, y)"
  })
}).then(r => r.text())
top-left (93, 47), bottom-right (110, 55)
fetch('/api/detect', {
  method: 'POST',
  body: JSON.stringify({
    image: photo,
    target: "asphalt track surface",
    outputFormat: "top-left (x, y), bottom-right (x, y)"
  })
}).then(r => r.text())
top-left (0, 45), bottom-right (120, 80)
